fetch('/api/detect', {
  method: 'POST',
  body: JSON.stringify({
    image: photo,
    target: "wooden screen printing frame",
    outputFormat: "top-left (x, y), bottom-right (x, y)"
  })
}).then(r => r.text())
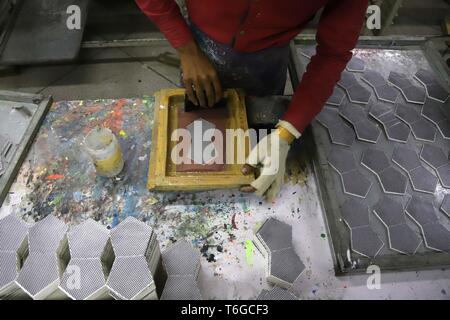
top-left (147, 88), bottom-right (254, 191)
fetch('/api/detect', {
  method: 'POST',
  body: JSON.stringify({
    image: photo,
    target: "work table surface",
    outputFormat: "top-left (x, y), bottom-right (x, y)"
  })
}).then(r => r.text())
top-left (1, 97), bottom-right (449, 299)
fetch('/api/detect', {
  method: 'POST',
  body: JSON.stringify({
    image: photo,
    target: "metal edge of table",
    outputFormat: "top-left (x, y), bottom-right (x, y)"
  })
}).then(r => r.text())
top-left (0, 91), bottom-right (52, 207)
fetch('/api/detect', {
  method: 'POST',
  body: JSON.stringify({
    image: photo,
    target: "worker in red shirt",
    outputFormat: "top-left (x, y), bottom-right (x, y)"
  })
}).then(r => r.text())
top-left (136, 0), bottom-right (369, 201)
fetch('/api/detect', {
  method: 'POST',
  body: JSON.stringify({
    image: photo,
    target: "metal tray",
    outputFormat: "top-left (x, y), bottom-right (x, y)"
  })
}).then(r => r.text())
top-left (289, 37), bottom-right (450, 274)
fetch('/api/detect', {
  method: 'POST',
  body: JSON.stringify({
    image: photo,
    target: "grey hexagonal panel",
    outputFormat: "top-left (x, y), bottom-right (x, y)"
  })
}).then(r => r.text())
top-left (16, 252), bottom-right (62, 299)
top-left (420, 144), bottom-right (450, 188)
top-left (392, 146), bottom-right (437, 194)
top-left (160, 275), bottom-right (202, 300)
top-left (395, 103), bottom-right (436, 142)
top-left (60, 258), bottom-right (108, 300)
top-left (257, 286), bottom-right (298, 300)
top-left (326, 86), bottom-right (346, 107)
top-left (0, 251), bottom-right (19, 294)
top-left (162, 240), bottom-right (201, 277)
top-left (350, 226), bottom-right (384, 258)
top-left (316, 107), bottom-right (355, 146)
top-left (67, 219), bottom-right (110, 259)
top-left (28, 215), bottom-right (68, 254)
top-left (372, 197), bottom-right (422, 255)
top-left (339, 103), bottom-right (381, 143)
top-left (110, 216), bottom-right (154, 257)
top-left (421, 99), bottom-right (450, 140)
top-left (362, 148), bottom-right (407, 195)
top-left (441, 195), bottom-right (450, 217)
top-left (369, 102), bottom-right (410, 143)
top-left (270, 248), bottom-right (306, 286)
top-left (346, 56), bottom-right (365, 73)
top-left (388, 71), bottom-right (426, 104)
top-left (373, 197), bottom-right (407, 226)
top-left (405, 196), bottom-right (439, 226)
top-left (420, 222), bottom-right (450, 252)
top-left (341, 170), bottom-right (372, 198)
top-left (328, 148), bottom-right (372, 198)
top-left (388, 223), bottom-right (422, 255)
top-left (107, 255), bottom-right (155, 300)
top-left (0, 214), bottom-right (28, 252)
top-left (338, 71), bottom-right (371, 105)
top-left (414, 69), bottom-right (450, 103)
top-left (341, 199), bottom-right (370, 228)
top-left (362, 70), bottom-right (399, 103)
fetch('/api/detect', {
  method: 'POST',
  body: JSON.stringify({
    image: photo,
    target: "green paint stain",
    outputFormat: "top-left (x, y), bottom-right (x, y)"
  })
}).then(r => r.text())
top-left (48, 194), bottom-right (64, 206)
top-left (321, 233), bottom-right (326, 239)
top-left (245, 240), bottom-right (254, 266)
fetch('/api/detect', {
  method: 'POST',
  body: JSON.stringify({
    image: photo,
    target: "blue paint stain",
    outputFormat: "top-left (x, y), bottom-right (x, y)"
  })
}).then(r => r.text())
top-left (73, 191), bottom-right (83, 202)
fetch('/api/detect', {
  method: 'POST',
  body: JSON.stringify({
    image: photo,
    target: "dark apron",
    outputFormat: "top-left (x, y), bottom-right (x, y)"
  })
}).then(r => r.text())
top-left (185, 23), bottom-right (290, 96)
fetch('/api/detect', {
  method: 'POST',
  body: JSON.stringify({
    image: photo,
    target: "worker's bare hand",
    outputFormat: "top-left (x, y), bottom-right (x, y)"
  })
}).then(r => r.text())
top-left (178, 41), bottom-right (223, 108)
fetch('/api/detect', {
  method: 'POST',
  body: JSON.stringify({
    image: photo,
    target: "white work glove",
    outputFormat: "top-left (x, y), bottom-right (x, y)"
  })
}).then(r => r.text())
top-left (240, 120), bottom-right (301, 201)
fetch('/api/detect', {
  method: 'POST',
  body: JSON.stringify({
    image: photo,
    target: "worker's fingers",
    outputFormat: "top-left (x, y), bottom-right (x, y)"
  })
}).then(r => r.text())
top-left (266, 174), bottom-right (283, 202)
top-left (185, 80), bottom-right (198, 106)
top-left (246, 136), bottom-right (268, 167)
top-left (194, 80), bottom-right (207, 108)
top-left (240, 185), bottom-right (257, 193)
top-left (203, 78), bottom-right (216, 108)
top-left (250, 169), bottom-right (277, 198)
top-left (211, 74), bottom-right (223, 103)
top-left (241, 164), bottom-right (256, 176)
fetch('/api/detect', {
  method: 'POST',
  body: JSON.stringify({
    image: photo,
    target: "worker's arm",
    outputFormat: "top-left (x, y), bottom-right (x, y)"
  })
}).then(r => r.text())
top-left (241, 0), bottom-right (368, 201)
top-left (282, 0), bottom-right (369, 132)
top-left (135, 0), bottom-right (222, 107)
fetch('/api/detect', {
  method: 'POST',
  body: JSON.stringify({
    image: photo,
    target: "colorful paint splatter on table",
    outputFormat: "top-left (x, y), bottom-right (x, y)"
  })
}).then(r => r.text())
top-left (1, 97), bottom-right (314, 299)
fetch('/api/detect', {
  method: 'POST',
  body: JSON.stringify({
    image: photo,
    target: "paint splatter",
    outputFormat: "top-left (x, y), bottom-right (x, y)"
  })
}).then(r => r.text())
top-left (245, 240), bottom-right (254, 266)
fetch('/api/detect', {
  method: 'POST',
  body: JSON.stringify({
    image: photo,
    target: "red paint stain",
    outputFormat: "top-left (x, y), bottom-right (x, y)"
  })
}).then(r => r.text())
top-left (102, 99), bottom-right (126, 133)
top-left (231, 213), bottom-right (238, 229)
top-left (46, 174), bottom-right (64, 180)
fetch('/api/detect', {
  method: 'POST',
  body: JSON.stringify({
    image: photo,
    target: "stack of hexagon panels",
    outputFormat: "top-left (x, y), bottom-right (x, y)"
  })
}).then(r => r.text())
top-left (108, 217), bottom-right (162, 300)
top-left (59, 219), bottom-right (114, 300)
top-left (0, 215), bottom-right (164, 300)
top-left (253, 218), bottom-right (305, 289)
top-left (160, 240), bottom-right (202, 300)
top-left (0, 215), bottom-right (29, 299)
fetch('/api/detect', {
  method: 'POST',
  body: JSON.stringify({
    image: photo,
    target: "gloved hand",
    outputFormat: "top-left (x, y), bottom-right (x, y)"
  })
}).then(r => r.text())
top-left (240, 120), bottom-right (301, 201)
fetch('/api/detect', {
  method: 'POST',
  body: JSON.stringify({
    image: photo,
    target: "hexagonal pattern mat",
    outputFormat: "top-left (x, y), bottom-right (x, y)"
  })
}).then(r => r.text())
top-left (395, 103), bottom-right (436, 142)
top-left (405, 196), bottom-right (450, 252)
top-left (372, 197), bottom-right (422, 255)
top-left (338, 71), bottom-right (371, 105)
top-left (316, 107), bottom-right (355, 146)
top-left (421, 98), bottom-right (450, 140)
top-left (361, 148), bottom-right (408, 195)
top-left (369, 102), bottom-right (410, 143)
top-left (362, 70), bottom-right (399, 103)
top-left (392, 146), bottom-right (438, 194)
top-left (414, 69), bottom-right (450, 103)
top-left (328, 148), bottom-right (372, 198)
top-left (346, 56), bottom-right (365, 73)
top-left (326, 86), bottom-right (346, 107)
top-left (388, 71), bottom-right (426, 104)
top-left (339, 103), bottom-right (381, 143)
top-left (420, 144), bottom-right (450, 188)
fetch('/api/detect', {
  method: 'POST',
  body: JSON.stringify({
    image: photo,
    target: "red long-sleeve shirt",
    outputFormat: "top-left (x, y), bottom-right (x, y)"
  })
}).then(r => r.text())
top-left (135, 0), bottom-right (368, 133)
